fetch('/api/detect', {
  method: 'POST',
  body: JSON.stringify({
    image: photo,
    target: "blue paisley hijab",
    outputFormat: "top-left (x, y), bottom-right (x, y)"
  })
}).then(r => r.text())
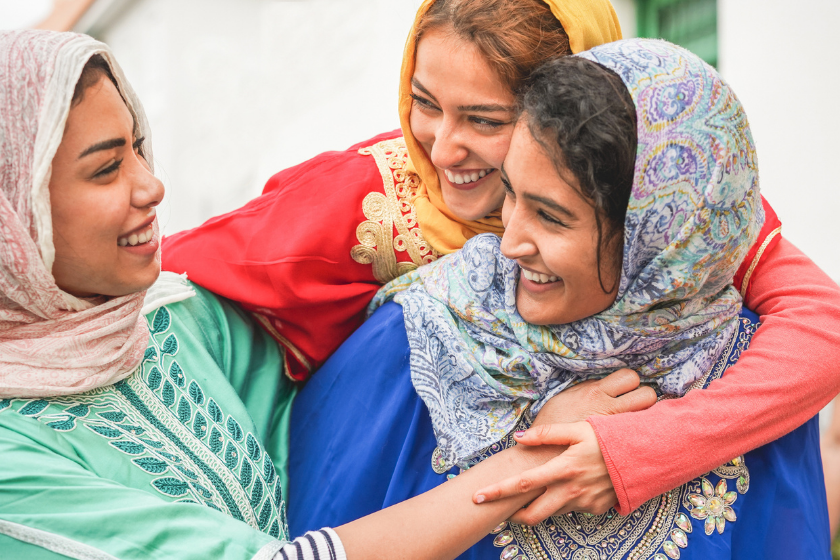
top-left (371, 39), bottom-right (763, 468)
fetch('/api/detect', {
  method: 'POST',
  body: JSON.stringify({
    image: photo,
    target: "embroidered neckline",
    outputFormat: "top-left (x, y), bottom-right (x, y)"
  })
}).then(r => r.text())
top-left (351, 137), bottom-right (441, 283)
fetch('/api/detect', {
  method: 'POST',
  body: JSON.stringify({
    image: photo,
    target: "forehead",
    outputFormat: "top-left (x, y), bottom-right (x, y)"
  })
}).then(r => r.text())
top-left (506, 123), bottom-right (583, 200)
top-left (65, 76), bottom-right (134, 134)
top-left (413, 27), bottom-right (514, 103)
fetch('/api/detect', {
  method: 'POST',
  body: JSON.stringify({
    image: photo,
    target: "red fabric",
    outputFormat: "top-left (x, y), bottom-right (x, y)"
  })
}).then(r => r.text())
top-left (590, 237), bottom-right (840, 514)
top-left (733, 196), bottom-right (781, 296)
top-left (162, 130), bottom-right (405, 381)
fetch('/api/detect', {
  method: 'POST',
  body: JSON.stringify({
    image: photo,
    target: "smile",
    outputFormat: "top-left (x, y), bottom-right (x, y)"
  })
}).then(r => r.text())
top-left (444, 168), bottom-right (495, 185)
top-left (118, 223), bottom-right (154, 247)
top-left (522, 269), bottom-right (560, 284)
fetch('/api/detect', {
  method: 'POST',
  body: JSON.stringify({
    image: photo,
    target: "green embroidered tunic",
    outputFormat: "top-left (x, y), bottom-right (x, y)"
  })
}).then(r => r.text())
top-left (0, 283), bottom-right (297, 559)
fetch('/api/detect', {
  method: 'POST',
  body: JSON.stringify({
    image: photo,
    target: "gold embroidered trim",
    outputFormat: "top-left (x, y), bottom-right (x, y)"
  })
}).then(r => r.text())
top-left (739, 226), bottom-right (782, 298)
top-left (351, 137), bottom-right (441, 283)
top-left (252, 312), bottom-right (312, 379)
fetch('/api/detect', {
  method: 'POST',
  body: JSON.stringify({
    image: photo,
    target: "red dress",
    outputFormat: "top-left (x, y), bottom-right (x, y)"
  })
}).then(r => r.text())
top-left (162, 131), bottom-right (439, 381)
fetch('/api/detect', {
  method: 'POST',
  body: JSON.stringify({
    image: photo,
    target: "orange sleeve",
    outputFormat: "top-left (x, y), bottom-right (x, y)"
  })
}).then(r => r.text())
top-left (589, 237), bottom-right (840, 514)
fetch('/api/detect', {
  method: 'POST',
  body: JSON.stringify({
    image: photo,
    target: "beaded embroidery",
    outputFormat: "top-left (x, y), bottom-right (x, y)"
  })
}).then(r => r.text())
top-left (435, 313), bottom-right (758, 560)
top-left (0, 305), bottom-right (289, 541)
top-left (351, 137), bottom-right (441, 283)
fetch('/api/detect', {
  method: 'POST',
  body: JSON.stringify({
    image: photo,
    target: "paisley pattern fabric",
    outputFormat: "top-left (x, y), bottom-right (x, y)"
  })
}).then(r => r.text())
top-left (0, 31), bottom-right (154, 398)
top-left (372, 39), bottom-right (763, 468)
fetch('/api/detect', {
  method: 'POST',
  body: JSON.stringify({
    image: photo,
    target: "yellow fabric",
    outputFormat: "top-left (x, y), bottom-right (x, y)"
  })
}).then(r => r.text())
top-left (398, 0), bottom-right (622, 254)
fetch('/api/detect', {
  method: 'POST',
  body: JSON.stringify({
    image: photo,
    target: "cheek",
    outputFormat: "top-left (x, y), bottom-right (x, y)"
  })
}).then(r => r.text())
top-left (475, 133), bottom-right (513, 169)
top-left (408, 108), bottom-right (434, 147)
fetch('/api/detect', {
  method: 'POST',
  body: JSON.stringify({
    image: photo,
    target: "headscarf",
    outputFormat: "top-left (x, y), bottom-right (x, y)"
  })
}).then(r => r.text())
top-left (0, 30), bottom-right (154, 398)
top-left (398, 0), bottom-right (623, 254)
top-left (375, 39), bottom-right (763, 467)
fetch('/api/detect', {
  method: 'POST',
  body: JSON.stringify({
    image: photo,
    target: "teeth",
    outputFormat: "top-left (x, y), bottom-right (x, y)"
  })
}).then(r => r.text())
top-left (522, 270), bottom-right (560, 284)
top-left (118, 225), bottom-right (154, 247)
top-left (444, 168), bottom-right (494, 185)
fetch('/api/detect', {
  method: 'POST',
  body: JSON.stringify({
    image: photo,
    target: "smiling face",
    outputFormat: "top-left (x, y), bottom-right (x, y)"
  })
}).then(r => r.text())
top-left (409, 27), bottom-right (517, 221)
top-left (49, 73), bottom-right (163, 298)
top-left (500, 121), bottom-right (620, 325)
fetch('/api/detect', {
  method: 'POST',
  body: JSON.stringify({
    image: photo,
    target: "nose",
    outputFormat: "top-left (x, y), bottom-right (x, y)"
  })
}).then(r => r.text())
top-left (429, 116), bottom-right (469, 170)
top-left (129, 152), bottom-right (164, 210)
top-left (500, 197), bottom-right (538, 261)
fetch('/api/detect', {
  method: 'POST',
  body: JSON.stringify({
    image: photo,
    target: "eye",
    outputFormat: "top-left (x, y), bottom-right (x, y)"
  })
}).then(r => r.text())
top-left (93, 158), bottom-right (123, 178)
top-left (501, 175), bottom-right (515, 198)
top-left (469, 116), bottom-right (507, 130)
top-left (133, 136), bottom-right (147, 159)
top-left (410, 93), bottom-right (440, 113)
top-left (538, 209), bottom-right (568, 228)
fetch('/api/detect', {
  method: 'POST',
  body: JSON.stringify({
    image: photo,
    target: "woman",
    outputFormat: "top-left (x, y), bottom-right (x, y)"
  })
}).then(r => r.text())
top-left (0, 29), bottom-right (627, 560)
top-left (291, 38), bottom-right (830, 559)
top-left (163, 0), bottom-right (840, 517)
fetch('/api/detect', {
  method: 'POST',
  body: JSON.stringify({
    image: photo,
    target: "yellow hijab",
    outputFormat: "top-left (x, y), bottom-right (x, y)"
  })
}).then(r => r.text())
top-left (399, 0), bottom-right (622, 254)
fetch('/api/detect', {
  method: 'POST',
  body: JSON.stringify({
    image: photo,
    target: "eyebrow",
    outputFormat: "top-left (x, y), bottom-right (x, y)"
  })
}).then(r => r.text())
top-left (78, 138), bottom-right (126, 159)
top-left (500, 163), bottom-right (578, 220)
top-left (411, 77), bottom-right (516, 113)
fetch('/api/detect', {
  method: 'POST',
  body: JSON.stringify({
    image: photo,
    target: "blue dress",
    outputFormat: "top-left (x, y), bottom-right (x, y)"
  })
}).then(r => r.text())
top-left (289, 302), bottom-right (829, 559)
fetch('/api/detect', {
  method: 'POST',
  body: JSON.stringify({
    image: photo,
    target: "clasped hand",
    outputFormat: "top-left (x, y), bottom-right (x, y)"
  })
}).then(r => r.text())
top-left (472, 368), bottom-right (656, 525)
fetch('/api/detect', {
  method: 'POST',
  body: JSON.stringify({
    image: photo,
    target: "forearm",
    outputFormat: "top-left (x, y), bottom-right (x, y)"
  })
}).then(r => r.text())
top-left (590, 238), bottom-right (840, 514)
top-left (336, 445), bottom-right (553, 560)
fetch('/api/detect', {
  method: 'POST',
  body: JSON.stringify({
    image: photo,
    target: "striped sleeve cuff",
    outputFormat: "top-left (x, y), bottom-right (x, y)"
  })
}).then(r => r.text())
top-left (271, 528), bottom-right (347, 560)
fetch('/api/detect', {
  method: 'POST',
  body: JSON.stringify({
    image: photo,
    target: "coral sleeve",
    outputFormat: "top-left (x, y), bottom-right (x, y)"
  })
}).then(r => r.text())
top-left (589, 237), bottom-right (840, 514)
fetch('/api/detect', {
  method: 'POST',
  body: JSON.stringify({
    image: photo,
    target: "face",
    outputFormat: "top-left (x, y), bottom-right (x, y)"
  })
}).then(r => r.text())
top-left (49, 74), bottom-right (163, 298)
top-left (410, 27), bottom-right (517, 221)
top-left (500, 121), bottom-right (620, 325)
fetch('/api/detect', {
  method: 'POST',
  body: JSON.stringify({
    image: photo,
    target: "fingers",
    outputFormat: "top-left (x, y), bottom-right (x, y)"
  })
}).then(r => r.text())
top-left (473, 459), bottom-right (570, 504)
top-left (509, 491), bottom-right (568, 525)
top-left (595, 368), bottom-right (641, 398)
top-left (513, 421), bottom-right (588, 447)
top-left (613, 385), bottom-right (657, 413)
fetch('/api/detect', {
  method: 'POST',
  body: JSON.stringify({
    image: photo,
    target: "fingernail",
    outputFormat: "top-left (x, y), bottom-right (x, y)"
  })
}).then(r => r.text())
top-left (475, 494), bottom-right (485, 504)
top-left (514, 430), bottom-right (526, 438)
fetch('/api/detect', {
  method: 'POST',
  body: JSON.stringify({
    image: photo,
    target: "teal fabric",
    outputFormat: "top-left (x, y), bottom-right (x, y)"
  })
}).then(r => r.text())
top-left (0, 283), bottom-right (296, 559)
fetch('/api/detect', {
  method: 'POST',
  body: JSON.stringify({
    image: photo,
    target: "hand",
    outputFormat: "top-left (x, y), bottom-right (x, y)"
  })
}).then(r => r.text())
top-left (473, 422), bottom-right (616, 525)
top-left (532, 368), bottom-right (657, 426)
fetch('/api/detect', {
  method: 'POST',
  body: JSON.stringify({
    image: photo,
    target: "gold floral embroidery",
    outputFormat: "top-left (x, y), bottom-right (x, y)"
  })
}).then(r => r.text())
top-left (351, 137), bottom-right (441, 283)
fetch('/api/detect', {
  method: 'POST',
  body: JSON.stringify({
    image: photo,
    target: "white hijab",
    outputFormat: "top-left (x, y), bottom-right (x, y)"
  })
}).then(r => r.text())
top-left (0, 30), bottom-right (154, 397)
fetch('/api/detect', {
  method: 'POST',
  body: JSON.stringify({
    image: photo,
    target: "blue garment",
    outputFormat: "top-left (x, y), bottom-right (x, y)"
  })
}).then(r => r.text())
top-left (290, 302), bottom-right (829, 559)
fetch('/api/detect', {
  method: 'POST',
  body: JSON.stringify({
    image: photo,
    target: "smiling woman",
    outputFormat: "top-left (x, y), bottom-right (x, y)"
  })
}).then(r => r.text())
top-left (49, 55), bottom-right (163, 298)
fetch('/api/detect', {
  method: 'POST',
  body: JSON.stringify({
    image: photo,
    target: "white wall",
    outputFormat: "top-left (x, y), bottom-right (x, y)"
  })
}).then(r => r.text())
top-left (719, 0), bottom-right (840, 280)
top-left (95, 0), bottom-right (422, 235)
top-left (95, 0), bottom-right (839, 282)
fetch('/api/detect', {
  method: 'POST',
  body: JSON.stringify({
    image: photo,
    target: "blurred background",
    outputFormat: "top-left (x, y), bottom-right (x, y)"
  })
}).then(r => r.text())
top-left (1, 0), bottom-right (838, 282)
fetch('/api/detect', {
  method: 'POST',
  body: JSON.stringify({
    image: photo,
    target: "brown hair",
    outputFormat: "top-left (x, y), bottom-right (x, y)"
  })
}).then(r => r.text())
top-left (415, 0), bottom-right (571, 95)
top-left (71, 54), bottom-right (119, 107)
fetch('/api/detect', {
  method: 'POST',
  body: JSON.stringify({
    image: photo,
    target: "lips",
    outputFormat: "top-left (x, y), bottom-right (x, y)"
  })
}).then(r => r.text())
top-left (118, 208), bottom-right (157, 247)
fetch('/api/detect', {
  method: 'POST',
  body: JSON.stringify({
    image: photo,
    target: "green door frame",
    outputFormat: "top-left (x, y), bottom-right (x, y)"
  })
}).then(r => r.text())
top-left (636, 0), bottom-right (718, 67)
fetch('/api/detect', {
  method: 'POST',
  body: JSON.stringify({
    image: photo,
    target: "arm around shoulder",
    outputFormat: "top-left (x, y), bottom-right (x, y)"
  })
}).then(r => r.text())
top-left (589, 237), bottom-right (840, 513)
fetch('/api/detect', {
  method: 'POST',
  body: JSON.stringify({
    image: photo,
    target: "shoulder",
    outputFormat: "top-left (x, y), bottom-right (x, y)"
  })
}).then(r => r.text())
top-left (262, 129), bottom-right (404, 196)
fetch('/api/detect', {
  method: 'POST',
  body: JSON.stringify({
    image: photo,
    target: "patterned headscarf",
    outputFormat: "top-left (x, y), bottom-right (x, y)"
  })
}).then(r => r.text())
top-left (374, 39), bottom-right (763, 467)
top-left (0, 30), bottom-right (154, 398)
top-left (399, 0), bottom-right (623, 254)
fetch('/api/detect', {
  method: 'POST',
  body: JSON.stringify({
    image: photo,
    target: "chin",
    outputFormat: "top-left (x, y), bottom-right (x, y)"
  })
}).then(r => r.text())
top-left (441, 187), bottom-right (504, 222)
